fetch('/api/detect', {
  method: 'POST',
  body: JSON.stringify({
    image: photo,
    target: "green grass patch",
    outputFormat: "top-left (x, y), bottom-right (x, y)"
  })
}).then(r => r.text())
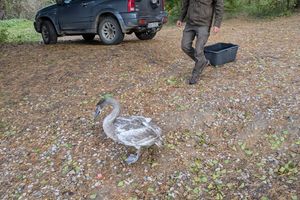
top-left (0, 19), bottom-right (41, 44)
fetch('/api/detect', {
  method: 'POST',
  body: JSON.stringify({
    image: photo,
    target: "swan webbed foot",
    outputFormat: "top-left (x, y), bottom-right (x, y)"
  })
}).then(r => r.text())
top-left (125, 154), bottom-right (139, 164)
top-left (125, 149), bottom-right (141, 164)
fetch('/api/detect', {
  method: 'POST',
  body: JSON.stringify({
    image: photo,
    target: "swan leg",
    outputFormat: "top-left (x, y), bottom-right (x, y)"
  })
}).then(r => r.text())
top-left (125, 148), bottom-right (141, 164)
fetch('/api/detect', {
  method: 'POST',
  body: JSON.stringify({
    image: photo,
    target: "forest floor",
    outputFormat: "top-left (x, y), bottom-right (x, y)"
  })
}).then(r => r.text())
top-left (0, 14), bottom-right (299, 200)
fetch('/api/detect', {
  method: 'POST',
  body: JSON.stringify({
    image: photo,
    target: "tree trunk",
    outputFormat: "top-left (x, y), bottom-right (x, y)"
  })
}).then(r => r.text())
top-left (287, 0), bottom-right (290, 9)
top-left (296, 0), bottom-right (300, 8)
top-left (0, 10), bottom-right (4, 20)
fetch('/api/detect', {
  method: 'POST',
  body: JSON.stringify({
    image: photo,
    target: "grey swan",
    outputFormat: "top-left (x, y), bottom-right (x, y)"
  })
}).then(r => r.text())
top-left (94, 97), bottom-right (163, 164)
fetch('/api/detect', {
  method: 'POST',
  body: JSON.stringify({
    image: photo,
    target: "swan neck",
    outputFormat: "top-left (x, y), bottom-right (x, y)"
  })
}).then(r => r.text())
top-left (103, 98), bottom-right (120, 140)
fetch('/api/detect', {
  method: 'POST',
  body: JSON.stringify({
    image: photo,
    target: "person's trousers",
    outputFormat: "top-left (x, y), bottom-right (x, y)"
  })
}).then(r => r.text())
top-left (181, 23), bottom-right (210, 76)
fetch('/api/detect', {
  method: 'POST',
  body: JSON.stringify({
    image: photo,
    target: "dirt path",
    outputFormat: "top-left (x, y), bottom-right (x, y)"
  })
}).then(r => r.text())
top-left (0, 15), bottom-right (299, 199)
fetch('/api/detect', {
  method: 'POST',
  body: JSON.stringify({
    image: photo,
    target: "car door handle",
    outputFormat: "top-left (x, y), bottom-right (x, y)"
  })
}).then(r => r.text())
top-left (81, 2), bottom-right (88, 7)
top-left (81, 1), bottom-right (94, 7)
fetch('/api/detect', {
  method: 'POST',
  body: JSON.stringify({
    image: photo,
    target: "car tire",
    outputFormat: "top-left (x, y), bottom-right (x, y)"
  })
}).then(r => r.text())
top-left (41, 20), bottom-right (57, 44)
top-left (98, 17), bottom-right (124, 45)
top-left (135, 31), bottom-right (156, 40)
top-left (82, 34), bottom-right (96, 41)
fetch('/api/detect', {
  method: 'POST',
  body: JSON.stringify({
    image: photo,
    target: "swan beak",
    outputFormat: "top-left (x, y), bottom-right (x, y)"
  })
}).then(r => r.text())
top-left (94, 106), bottom-right (102, 120)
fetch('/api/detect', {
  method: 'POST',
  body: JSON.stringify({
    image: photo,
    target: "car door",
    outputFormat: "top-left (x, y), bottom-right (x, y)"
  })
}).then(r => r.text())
top-left (136, 0), bottom-right (163, 18)
top-left (58, 0), bottom-right (95, 31)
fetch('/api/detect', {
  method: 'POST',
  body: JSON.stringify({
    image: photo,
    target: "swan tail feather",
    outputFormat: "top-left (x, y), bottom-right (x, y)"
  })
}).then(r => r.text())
top-left (155, 136), bottom-right (164, 147)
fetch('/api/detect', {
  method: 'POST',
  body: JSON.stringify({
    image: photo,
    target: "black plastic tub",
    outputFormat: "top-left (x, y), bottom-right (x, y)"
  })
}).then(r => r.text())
top-left (204, 43), bottom-right (239, 66)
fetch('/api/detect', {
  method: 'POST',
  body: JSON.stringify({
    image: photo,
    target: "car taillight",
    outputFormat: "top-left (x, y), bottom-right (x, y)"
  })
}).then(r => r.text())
top-left (138, 19), bottom-right (146, 25)
top-left (128, 0), bottom-right (135, 12)
top-left (161, 0), bottom-right (165, 10)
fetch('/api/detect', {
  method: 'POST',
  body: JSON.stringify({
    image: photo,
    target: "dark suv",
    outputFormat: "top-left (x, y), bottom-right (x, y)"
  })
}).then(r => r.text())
top-left (34, 0), bottom-right (167, 45)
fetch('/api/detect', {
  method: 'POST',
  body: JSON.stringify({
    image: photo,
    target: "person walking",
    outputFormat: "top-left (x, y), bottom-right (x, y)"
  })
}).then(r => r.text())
top-left (177, 0), bottom-right (224, 84)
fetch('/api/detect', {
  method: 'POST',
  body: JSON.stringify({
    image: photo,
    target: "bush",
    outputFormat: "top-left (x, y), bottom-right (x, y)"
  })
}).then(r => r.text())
top-left (0, 27), bottom-right (9, 43)
top-left (1, 0), bottom-right (56, 19)
top-left (166, 0), bottom-right (182, 23)
top-left (0, 19), bottom-right (40, 44)
top-left (244, 0), bottom-right (296, 17)
top-left (165, 0), bottom-right (298, 22)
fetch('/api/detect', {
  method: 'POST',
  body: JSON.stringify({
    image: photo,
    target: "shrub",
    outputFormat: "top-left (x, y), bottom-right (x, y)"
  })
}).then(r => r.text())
top-left (1, 0), bottom-right (56, 19)
top-left (244, 0), bottom-right (296, 17)
top-left (166, 0), bottom-right (182, 23)
top-left (0, 19), bottom-right (40, 44)
top-left (0, 27), bottom-right (9, 43)
top-left (165, 0), bottom-right (298, 22)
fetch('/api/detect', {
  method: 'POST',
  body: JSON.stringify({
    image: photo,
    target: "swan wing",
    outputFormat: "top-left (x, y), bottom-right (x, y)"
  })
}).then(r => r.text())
top-left (117, 127), bottom-right (160, 147)
top-left (113, 116), bottom-right (161, 147)
top-left (114, 116), bottom-right (152, 133)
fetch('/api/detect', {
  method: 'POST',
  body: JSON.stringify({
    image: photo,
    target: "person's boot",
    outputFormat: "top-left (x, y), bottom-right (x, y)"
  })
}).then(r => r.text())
top-left (189, 69), bottom-right (200, 85)
top-left (189, 60), bottom-right (210, 85)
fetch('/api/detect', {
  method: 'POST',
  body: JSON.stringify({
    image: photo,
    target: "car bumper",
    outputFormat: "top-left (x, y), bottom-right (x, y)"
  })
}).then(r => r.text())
top-left (121, 11), bottom-right (168, 33)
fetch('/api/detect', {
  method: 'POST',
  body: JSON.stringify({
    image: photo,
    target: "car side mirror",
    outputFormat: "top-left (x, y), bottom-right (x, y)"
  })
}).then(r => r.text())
top-left (56, 0), bottom-right (63, 5)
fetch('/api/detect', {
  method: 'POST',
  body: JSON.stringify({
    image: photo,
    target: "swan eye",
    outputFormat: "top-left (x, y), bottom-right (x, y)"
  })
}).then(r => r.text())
top-left (94, 106), bottom-right (102, 119)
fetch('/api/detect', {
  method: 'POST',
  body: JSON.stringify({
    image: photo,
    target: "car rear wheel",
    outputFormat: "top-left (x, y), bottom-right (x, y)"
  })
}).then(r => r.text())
top-left (135, 31), bottom-right (156, 40)
top-left (82, 34), bottom-right (96, 41)
top-left (98, 17), bottom-right (124, 45)
top-left (41, 20), bottom-right (57, 44)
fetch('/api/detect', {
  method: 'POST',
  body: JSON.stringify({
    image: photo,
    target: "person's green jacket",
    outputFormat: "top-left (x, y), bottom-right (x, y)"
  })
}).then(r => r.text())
top-left (179, 0), bottom-right (224, 28)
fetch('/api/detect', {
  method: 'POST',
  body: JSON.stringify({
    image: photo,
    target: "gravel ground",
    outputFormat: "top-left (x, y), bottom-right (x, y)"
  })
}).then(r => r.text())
top-left (0, 14), bottom-right (299, 199)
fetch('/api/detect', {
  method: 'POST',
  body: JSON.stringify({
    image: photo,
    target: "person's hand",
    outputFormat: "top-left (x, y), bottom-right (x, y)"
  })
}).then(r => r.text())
top-left (176, 20), bottom-right (183, 27)
top-left (212, 26), bottom-right (220, 34)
